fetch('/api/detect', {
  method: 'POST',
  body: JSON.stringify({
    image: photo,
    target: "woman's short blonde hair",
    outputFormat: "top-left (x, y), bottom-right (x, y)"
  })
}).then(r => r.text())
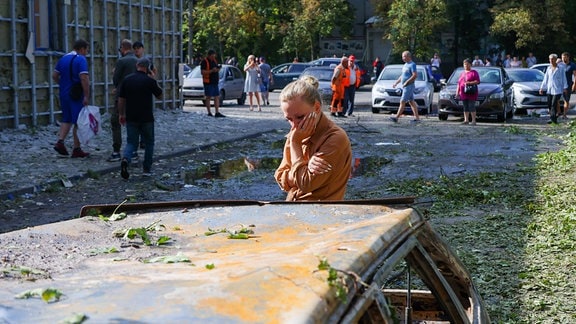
top-left (279, 77), bottom-right (322, 106)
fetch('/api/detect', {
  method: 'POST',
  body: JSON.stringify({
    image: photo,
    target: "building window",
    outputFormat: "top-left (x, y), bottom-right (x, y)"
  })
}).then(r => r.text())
top-left (33, 0), bottom-right (65, 50)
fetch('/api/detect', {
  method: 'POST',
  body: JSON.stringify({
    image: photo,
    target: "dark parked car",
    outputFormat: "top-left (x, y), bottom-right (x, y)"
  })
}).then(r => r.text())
top-left (182, 63), bottom-right (191, 77)
top-left (0, 199), bottom-right (491, 322)
top-left (299, 66), bottom-right (334, 105)
top-left (309, 57), bottom-right (371, 86)
top-left (506, 68), bottom-right (547, 114)
top-left (269, 62), bottom-right (312, 91)
top-left (438, 66), bottom-right (514, 122)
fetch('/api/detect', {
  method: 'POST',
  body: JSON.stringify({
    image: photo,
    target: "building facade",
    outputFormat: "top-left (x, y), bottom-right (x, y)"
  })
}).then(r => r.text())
top-left (318, 0), bottom-right (391, 66)
top-left (0, 0), bottom-right (183, 130)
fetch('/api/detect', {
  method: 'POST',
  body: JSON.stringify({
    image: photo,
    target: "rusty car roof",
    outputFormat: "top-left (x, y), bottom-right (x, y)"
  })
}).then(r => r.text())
top-left (0, 199), bottom-right (429, 322)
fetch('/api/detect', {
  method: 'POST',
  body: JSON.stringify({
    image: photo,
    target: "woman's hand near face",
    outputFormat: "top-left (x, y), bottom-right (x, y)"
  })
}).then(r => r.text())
top-left (290, 112), bottom-right (317, 143)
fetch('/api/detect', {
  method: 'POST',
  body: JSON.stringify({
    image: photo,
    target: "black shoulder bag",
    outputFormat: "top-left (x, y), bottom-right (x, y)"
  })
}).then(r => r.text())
top-left (69, 55), bottom-right (83, 100)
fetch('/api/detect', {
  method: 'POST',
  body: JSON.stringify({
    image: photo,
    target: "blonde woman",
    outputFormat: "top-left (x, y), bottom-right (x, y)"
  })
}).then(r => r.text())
top-left (274, 77), bottom-right (352, 201)
top-left (243, 55), bottom-right (262, 111)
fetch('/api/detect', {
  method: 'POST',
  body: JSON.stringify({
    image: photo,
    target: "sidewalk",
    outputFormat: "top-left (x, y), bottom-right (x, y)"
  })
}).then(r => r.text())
top-left (0, 103), bottom-right (289, 200)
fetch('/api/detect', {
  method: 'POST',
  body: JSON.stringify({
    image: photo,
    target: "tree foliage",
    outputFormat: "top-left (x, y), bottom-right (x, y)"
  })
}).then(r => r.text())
top-left (185, 0), bottom-right (576, 69)
top-left (384, 0), bottom-right (448, 61)
top-left (187, 0), bottom-right (354, 65)
top-left (490, 0), bottom-right (564, 52)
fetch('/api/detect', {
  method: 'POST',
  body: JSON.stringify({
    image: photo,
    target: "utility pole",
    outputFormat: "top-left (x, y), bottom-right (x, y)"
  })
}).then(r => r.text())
top-left (188, 0), bottom-right (194, 64)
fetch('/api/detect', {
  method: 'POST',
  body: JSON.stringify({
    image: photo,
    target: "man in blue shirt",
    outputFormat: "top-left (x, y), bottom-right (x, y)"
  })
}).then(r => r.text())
top-left (52, 39), bottom-right (91, 158)
top-left (560, 52), bottom-right (576, 119)
top-left (390, 51), bottom-right (421, 123)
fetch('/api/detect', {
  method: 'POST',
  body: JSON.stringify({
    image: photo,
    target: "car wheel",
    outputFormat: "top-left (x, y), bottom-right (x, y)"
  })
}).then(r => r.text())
top-left (219, 90), bottom-right (225, 105)
top-left (496, 106), bottom-right (506, 122)
top-left (515, 108), bottom-right (527, 115)
top-left (372, 107), bottom-right (380, 114)
top-left (438, 113), bottom-right (448, 121)
top-left (506, 105), bottom-right (513, 119)
top-left (237, 92), bottom-right (246, 105)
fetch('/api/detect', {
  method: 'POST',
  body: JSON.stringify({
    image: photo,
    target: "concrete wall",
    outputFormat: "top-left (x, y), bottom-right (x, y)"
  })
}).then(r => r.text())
top-left (0, 0), bottom-right (183, 130)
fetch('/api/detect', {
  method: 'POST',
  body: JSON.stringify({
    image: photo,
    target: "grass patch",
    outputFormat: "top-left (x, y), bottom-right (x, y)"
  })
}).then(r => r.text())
top-left (381, 126), bottom-right (576, 322)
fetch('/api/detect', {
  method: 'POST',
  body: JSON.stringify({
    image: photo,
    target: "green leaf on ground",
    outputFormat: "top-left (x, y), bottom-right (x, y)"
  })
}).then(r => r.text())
top-left (143, 254), bottom-right (191, 264)
top-left (15, 288), bottom-right (63, 303)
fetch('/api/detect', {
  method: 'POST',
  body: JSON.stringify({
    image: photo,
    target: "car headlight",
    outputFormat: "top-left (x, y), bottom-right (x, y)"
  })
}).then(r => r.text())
top-left (375, 86), bottom-right (388, 94)
top-left (414, 87), bottom-right (426, 94)
top-left (439, 91), bottom-right (452, 99)
top-left (489, 90), bottom-right (504, 99)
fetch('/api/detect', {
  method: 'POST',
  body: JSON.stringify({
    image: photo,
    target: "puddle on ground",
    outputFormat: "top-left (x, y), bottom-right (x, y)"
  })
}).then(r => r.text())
top-left (351, 156), bottom-right (393, 177)
top-left (181, 157), bottom-right (281, 184)
top-left (181, 156), bottom-right (393, 184)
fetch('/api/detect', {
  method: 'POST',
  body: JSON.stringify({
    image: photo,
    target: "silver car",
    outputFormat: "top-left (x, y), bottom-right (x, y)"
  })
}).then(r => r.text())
top-left (371, 64), bottom-right (435, 115)
top-left (299, 66), bottom-right (334, 105)
top-left (506, 68), bottom-right (546, 114)
top-left (181, 64), bottom-right (246, 106)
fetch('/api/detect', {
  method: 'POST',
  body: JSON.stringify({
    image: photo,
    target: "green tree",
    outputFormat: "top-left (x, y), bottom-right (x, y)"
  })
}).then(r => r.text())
top-left (384, 0), bottom-right (448, 61)
top-left (189, 0), bottom-right (354, 65)
top-left (280, 0), bottom-right (354, 60)
top-left (445, 0), bottom-right (493, 67)
top-left (490, 0), bottom-right (576, 59)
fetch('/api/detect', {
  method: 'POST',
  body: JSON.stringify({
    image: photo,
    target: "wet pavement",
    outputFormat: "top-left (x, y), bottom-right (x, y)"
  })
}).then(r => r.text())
top-left (0, 95), bottom-right (295, 200)
top-left (2, 85), bottom-right (572, 206)
top-left (0, 87), bottom-right (379, 200)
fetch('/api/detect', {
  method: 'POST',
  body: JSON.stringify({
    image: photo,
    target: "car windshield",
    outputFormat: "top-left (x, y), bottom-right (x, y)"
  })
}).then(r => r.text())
top-left (507, 69), bottom-right (544, 82)
top-left (188, 65), bottom-right (227, 79)
top-left (379, 67), bottom-right (425, 81)
top-left (301, 69), bottom-right (333, 82)
top-left (447, 67), bottom-right (502, 84)
top-left (188, 65), bottom-right (202, 78)
top-left (290, 64), bottom-right (311, 73)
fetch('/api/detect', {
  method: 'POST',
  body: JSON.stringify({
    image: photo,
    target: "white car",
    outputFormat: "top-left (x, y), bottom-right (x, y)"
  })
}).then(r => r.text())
top-left (181, 64), bottom-right (246, 106)
top-left (371, 64), bottom-right (434, 115)
top-left (506, 68), bottom-right (547, 114)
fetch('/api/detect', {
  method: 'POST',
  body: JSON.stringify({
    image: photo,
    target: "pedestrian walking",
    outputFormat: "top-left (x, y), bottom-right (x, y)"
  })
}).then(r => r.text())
top-left (344, 55), bottom-right (361, 117)
top-left (258, 56), bottom-right (272, 106)
top-left (118, 57), bottom-right (163, 179)
top-left (52, 39), bottom-right (91, 158)
top-left (560, 52), bottom-right (576, 119)
top-left (539, 53), bottom-right (567, 124)
top-left (330, 56), bottom-right (349, 117)
top-left (108, 39), bottom-right (137, 162)
top-left (389, 51), bottom-right (421, 123)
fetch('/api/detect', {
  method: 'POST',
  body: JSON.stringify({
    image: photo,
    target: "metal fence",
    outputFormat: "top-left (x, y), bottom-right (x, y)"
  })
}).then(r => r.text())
top-left (0, 0), bottom-right (184, 129)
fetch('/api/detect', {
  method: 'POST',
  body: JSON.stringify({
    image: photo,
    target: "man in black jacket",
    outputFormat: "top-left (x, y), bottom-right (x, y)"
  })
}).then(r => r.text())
top-left (108, 39), bottom-right (137, 162)
top-left (118, 57), bottom-right (163, 179)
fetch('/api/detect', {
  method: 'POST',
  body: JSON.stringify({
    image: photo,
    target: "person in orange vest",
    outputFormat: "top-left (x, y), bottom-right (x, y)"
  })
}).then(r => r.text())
top-left (201, 49), bottom-right (225, 117)
top-left (344, 55), bottom-right (361, 117)
top-left (330, 56), bottom-right (349, 117)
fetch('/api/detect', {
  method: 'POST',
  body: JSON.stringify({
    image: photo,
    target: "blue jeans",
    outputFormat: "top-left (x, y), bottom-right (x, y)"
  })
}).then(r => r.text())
top-left (344, 85), bottom-right (356, 115)
top-left (123, 121), bottom-right (154, 172)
